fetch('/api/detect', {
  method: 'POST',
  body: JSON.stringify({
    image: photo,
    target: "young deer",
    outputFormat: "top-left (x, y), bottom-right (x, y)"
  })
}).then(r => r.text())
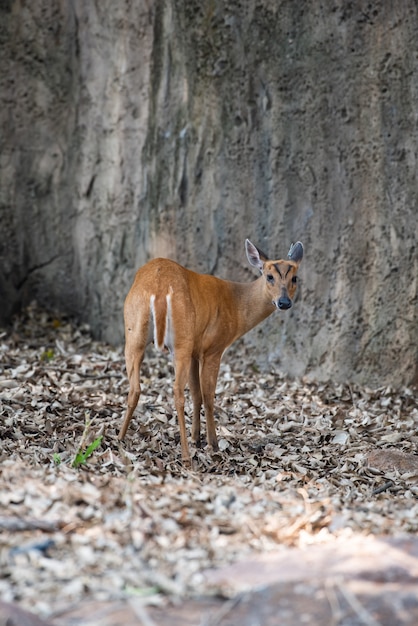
top-left (119, 239), bottom-right (303, 462)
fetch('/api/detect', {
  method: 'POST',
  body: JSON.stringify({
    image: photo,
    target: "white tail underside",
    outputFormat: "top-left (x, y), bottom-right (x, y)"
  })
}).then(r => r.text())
top-left (150, 293), bottom-right (174, 352)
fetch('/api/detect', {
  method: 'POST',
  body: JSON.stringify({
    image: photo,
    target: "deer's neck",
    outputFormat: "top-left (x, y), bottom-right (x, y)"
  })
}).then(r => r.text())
top-left (230, 277), bottom-right (275, 339)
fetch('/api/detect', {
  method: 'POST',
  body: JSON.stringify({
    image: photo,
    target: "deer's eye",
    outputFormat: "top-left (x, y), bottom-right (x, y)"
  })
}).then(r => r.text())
top-left (292, 276), bottom-right (298, 284)
top-left (266, 274), bottom-right (274, 284)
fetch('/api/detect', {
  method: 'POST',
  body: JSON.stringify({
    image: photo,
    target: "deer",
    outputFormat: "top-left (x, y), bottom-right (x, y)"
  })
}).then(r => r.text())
top-left (119, 239), bottom-right (304, 463)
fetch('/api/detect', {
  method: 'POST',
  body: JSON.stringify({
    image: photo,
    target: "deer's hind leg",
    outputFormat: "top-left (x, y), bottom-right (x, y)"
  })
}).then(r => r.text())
top-left (119, 310), bottom-right (150, 440)
top-left (173, 348), bottom-right (193, 463)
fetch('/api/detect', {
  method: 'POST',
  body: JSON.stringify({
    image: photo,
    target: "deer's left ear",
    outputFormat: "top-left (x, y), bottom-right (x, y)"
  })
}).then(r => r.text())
top-left (245, 239), bottom-right (268, 271)
top-left (288, 242), bottom-right (304, 264)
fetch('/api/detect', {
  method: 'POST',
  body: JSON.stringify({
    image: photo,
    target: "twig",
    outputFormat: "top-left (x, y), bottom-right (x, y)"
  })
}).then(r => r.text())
top-left (41, 365), bottom-right (123, 379)
top-left (347, 383), bottom-right (357, 410)
top-left (372, 480), bottom-right (394, 495)
top-left (146, 571), bottom-right (184, 596)
top-left (201, 594), bottom-right (243, 626)
top-left (324, 578), bottom-right (343, 625)
top-left (129, 599), bottom-right (159, 626)
top-left (0, 396), bottom-right (27, 407)
top-left (0, 516), bottom-right (61, 532)
top-left (336, 580), bottom-right (381, 626)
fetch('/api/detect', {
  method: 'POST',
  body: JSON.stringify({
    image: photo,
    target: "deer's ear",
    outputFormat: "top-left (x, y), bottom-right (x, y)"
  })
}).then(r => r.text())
top-left (245, 239), bottom-right (268, 271)
top-left (288, 242), bottom-right (304, 264)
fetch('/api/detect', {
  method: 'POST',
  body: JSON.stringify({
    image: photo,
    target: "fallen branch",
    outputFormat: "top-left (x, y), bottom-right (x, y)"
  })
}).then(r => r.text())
top-left (0, 516), bottom-right (62, 532)
top-left (372, 480), bottom-right (394, 495)
top-left (41, 365), bottom-right (123, 379)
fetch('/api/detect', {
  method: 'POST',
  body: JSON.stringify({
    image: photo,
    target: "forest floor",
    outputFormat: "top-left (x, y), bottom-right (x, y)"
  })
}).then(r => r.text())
top-left (1, 304), bottom-right (418, 625)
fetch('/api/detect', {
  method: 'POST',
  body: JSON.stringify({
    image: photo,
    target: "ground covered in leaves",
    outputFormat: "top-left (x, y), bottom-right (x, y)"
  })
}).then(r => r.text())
top-left (1, 305), bottom-right (418, 621)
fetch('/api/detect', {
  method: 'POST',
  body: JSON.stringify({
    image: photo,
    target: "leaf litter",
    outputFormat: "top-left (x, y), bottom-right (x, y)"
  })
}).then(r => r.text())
top-left (1, 303), bottom-right (418, 618)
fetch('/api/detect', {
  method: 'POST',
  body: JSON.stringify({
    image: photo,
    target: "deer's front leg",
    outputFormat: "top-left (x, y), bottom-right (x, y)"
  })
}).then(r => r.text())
top-left (200, 355), bottom-right (222, 452)
top-left (189, 357), bottom-right (202, 447)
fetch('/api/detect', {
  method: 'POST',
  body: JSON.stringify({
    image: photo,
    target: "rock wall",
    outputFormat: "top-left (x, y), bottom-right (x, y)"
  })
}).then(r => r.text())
top-left (1, 0), bottom-right (417, 386)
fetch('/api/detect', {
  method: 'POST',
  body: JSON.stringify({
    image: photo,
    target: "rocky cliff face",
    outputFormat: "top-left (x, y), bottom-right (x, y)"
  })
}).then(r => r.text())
top-left (1, 1), bottom-right (417, 386)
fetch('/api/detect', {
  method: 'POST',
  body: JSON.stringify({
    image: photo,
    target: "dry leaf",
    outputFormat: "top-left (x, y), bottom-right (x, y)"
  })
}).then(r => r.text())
top-left (1, 304), bottom-right (418, 617)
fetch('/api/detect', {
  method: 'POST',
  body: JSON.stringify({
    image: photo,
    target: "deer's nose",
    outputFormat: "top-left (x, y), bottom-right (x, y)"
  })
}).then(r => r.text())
top-left (277, 296), bottom-right (292, 310)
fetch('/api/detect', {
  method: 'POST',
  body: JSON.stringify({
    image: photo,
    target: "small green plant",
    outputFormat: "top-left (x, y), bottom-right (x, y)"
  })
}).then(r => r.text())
top-left (72, 413), bottom-right (103, 468)
top-left (125, 586), bottom-right (160, 597)
top-left (40, 348), bottom-right (55, 361)
top-left (52, 452), bottom-right (61, 465)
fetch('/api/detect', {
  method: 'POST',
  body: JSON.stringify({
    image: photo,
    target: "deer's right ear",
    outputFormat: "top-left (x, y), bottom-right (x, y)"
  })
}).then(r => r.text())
top-left (245, 239), bottom-right (266, 271)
